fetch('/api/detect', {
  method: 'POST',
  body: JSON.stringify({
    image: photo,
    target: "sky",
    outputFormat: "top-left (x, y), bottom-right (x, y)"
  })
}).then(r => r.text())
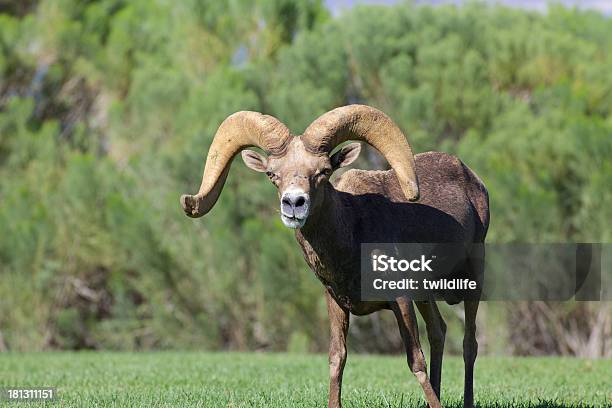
top-left (325, 0), bottom-right (612, 16)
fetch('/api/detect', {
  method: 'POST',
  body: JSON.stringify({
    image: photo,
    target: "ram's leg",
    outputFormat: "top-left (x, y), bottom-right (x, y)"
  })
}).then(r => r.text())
top-left (392, 297), bottom-right (442, 408)
top-left (464, 245), bottom-right (484, 408)
top-left (326, 291), bottom-right (349, 408)
top-left (463, 299), bottom-right (479, 408)
top-left (416, 300), bottom-right (446, 401)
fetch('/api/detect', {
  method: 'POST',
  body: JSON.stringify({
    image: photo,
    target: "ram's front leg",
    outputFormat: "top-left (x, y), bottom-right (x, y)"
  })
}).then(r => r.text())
top-left (326, 291), bottom-right (349, 408)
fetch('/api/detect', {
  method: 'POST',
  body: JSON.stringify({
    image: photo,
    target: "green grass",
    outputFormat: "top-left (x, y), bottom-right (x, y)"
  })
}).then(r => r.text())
top-left (0, 352), bottom-right (610, 407)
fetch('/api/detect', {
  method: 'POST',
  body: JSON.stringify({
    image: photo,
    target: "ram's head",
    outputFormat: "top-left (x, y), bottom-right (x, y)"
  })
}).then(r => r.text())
top-left (181, 105), bottom-right (419, 229)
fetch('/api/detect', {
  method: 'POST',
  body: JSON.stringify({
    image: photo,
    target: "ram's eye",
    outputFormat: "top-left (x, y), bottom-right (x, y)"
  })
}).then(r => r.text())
top-left (266, 171), bottom-right (279, 185)
top-left (322, 168), bottom-right (332, 176)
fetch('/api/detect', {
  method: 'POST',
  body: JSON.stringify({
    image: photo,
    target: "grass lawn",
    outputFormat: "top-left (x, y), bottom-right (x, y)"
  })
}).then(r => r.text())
top-left (0, 352), bottom-right (610, 407)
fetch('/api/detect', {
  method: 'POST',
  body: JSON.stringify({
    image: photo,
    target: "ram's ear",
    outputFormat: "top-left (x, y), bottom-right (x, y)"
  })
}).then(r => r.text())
top-left (331, 143), bottom-right (361, 170)
top-left (241, 150), bottom-right (268, 172)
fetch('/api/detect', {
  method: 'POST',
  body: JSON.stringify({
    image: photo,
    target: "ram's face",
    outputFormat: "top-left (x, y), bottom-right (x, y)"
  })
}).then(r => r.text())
top-left (242, 137), bottom-right (361, 229)
top-left (180, 106), bottom-right (418, 222)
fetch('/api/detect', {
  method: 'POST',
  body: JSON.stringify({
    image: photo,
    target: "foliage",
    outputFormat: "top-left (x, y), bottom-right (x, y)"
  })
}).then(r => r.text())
top-left (0, 1), bottom-right (610, 353)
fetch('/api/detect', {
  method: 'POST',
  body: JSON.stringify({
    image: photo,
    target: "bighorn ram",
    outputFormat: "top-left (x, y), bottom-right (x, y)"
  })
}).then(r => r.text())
top-left (181, 105), bottom-right (489, 408)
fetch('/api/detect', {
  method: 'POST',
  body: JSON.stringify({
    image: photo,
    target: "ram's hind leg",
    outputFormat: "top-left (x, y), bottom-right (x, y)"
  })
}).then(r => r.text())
top-left (416, 300), bottom-right (446, 401)
top-left (463, 247), bottom-right (483, 408)
top-left (463, 300), bottom-right (478, 408)
top-left (392, 297), bottom-right (442, 408)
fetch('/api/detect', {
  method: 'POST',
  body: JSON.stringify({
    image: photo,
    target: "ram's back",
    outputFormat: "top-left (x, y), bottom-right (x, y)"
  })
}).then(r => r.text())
top-left (333, 151), bottom-right (489, 244)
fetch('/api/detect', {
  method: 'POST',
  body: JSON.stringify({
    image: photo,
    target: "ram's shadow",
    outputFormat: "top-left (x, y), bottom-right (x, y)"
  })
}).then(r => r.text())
top-left (361, 399), bottom-right (594, 408)
top-left (339, 191), bottom-right (478, 244)
top-left (420, 402), bottom-right (594, 408)
top-left (472, 403), bottom-right (592, 408)
top-left (334, 191), bottom-right (484, 304)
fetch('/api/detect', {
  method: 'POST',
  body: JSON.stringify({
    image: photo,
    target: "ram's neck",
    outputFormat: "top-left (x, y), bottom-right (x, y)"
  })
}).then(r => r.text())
top-left (295, 183), bottom-right (356, 283)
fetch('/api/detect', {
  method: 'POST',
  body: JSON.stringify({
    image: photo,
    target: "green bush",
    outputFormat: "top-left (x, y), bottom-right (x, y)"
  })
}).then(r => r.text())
top-left (0, 1), bottom-right (610, 355)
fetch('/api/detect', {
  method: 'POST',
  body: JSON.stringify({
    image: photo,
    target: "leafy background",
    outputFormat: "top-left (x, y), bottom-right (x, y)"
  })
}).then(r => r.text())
top-left (0, 0), bottom-right (610, 356)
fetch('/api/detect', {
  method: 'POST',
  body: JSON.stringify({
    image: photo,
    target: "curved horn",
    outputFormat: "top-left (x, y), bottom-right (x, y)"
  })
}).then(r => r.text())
top-left (181, 111), bottom-right (291, 218)
top-left (302, 104), bottom-right (419, 201)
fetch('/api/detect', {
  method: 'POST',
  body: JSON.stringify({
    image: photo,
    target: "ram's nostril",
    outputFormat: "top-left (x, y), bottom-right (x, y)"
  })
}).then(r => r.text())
top-left (282, 197), bottom-right (292, 207)
top-left (295, 196), bottom-right (306, 208)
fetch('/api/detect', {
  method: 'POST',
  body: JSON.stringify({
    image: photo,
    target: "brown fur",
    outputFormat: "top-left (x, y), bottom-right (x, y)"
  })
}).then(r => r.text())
top-left (296, 151), bottom-right (489, 312)
top-left (185, 109), bottom-right (489, 407)
top-left (238, 141), bottom-right (489, 408)
top-left (294, 151), bottom-right (489, 408)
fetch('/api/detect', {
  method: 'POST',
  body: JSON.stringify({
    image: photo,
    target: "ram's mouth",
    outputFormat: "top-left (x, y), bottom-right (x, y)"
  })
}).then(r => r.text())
top-left (281, 214), bottom-right (307, 229)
